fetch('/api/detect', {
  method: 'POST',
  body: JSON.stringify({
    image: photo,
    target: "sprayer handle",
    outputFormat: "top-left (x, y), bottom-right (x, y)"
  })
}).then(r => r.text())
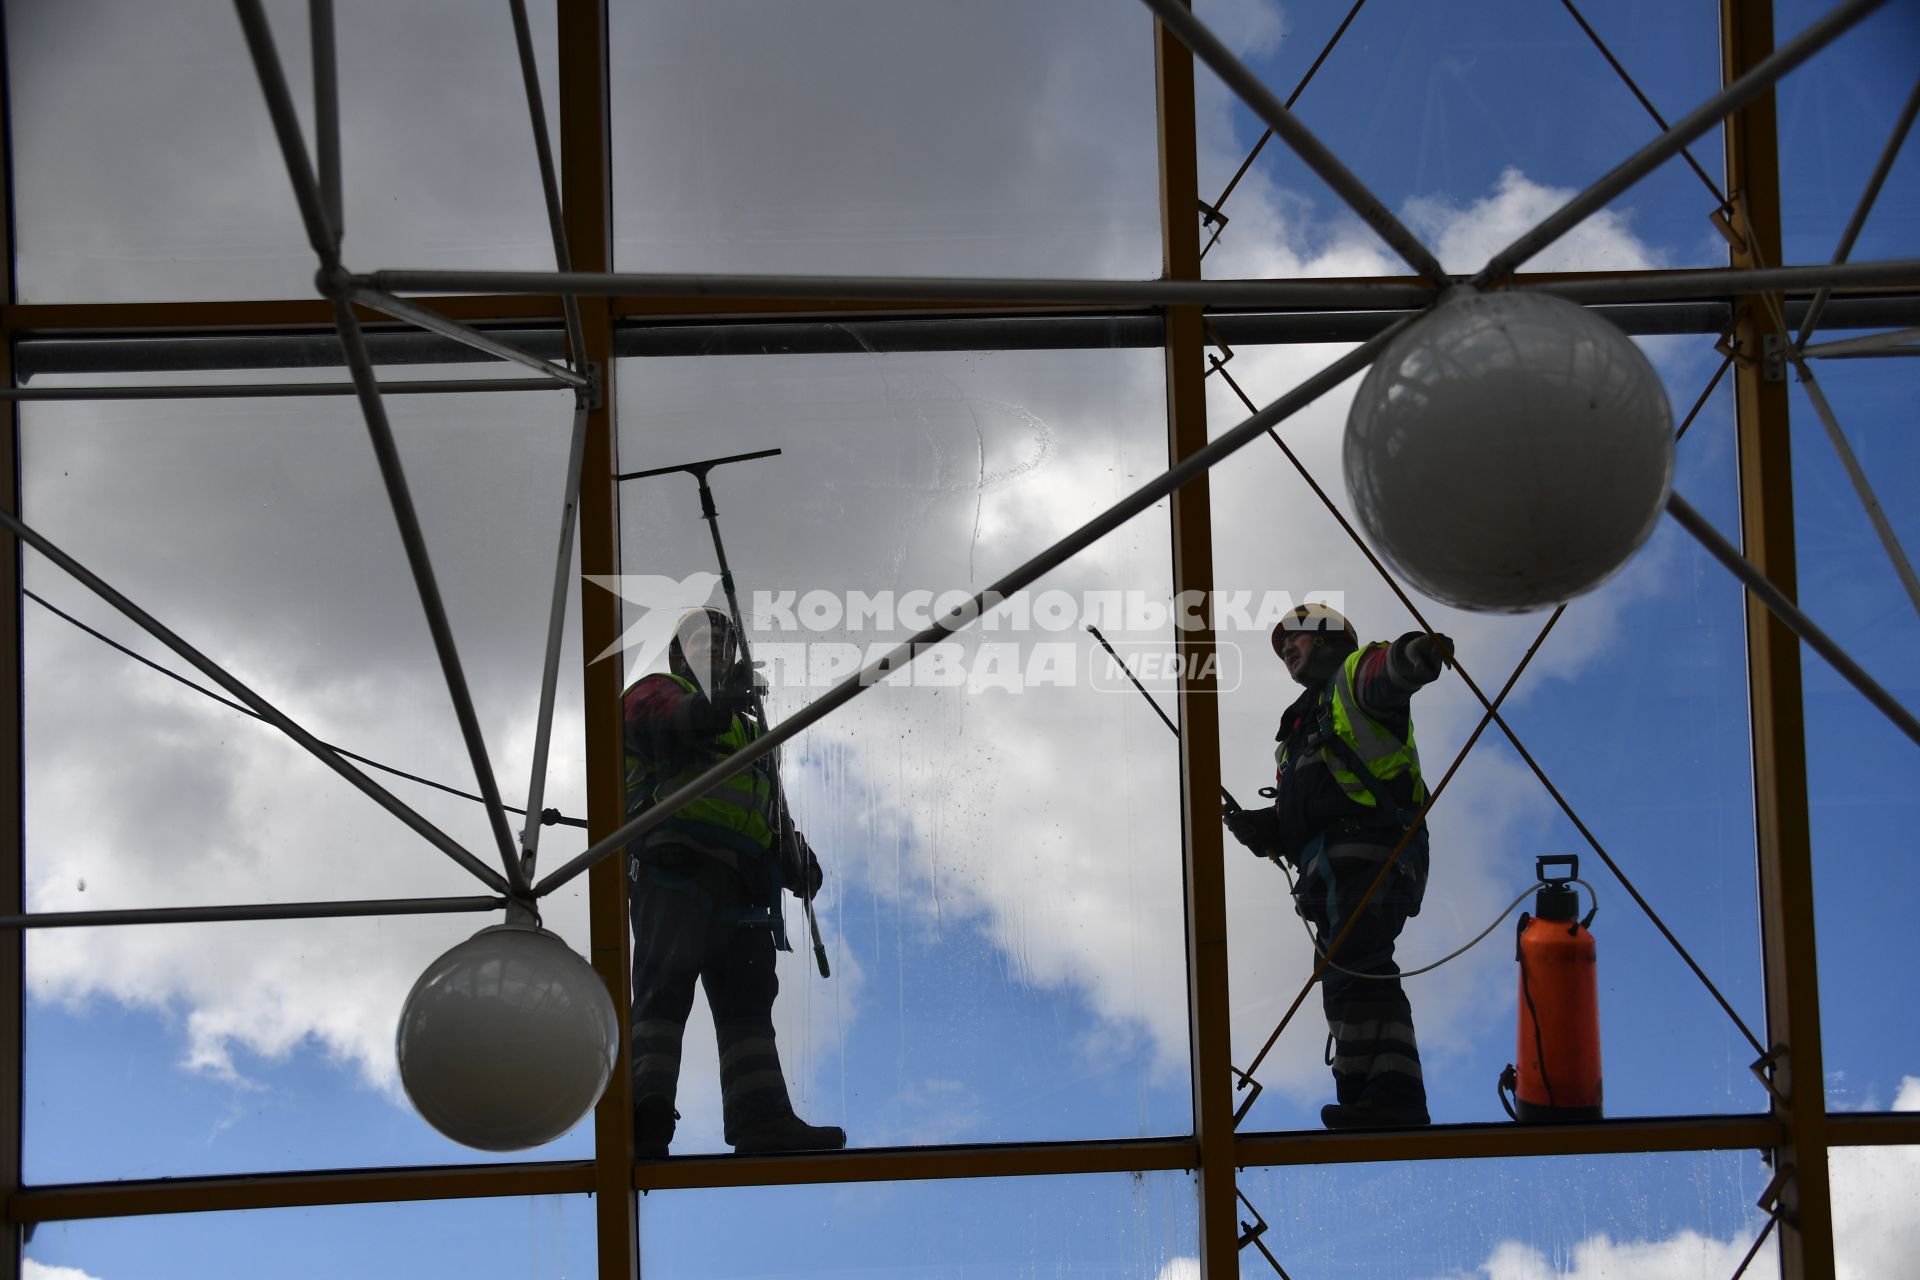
top-left (1535, 854), bottom-right (1579, 883)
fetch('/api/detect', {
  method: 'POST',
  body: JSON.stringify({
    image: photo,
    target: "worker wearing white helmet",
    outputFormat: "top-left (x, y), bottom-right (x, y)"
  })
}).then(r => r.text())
top-left (1226, 603), bottom-right (1453, 1130)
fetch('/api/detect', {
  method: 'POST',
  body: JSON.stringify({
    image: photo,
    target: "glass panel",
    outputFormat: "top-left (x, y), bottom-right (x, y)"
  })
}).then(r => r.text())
top-left (25, 1195), bottom-right (595, 1278)
top-left (638, 1170), bottom-right (1195, 1277)
top-left (22, 369), bottom-right (596, 1178)
top-left (1212, 333), bottom-right (1763, 1127)
top-left (1830, 1127), bottom-right (1920, 1277)
top-left (6, 0), bottom-right (560, 303)
top-left (609, 1), bottom-right (1163, 278)
top-left (1775, 0), bottom-right (1920, 266)
top-left (1194, 0), bottom-right (1728, 278)
top-left (1241, 1151), bottom-right (1773, 1277)
top-left (1790, 357), bottom-right (1920, 1109)
top-left (614, 345), bottom-right (1190, 1152)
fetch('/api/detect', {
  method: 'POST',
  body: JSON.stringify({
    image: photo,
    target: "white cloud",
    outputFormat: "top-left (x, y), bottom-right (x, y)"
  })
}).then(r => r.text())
top-left (25, 1262), bottom-right (107, 1280)
top-left (1154, 1257), bottom-right (1201, 1280)
top-left (1436, 1077), bottom-right (1920, 1280)
top-left (1405, 167), bottom-right (1668, 276)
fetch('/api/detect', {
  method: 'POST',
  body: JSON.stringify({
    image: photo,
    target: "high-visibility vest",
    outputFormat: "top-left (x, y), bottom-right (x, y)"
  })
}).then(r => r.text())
top-left (623, 673), bottom-right (777, 860)
top-left (1283, 642), bottom-right (1427, 820)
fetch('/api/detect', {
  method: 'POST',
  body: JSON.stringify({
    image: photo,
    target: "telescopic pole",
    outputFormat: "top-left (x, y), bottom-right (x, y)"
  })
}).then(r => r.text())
top-left (619, 448), bottom-right (833, 977)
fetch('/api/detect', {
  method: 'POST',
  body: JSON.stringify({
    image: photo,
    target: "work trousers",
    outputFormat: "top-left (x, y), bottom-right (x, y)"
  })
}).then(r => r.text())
top-left (1299, 842), bottom-right (1428, 1114)
top-left (628, 857), bottom-right (794, 1142)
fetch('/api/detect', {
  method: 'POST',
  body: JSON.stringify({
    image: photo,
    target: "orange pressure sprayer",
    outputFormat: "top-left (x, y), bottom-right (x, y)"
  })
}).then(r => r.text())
top-left (1499, 855), bottom-right (1602, 1122)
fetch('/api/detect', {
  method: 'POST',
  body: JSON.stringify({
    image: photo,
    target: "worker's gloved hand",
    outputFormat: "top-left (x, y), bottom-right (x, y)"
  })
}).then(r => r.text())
top-left (711, 658), bottom-right (760, 719)
top-left (783, 829), bottom-right (825, 898)
top-left (1223, 805), bottom-right (1281, 857)
top-left (1390, 630), bottom-right (1454, 686)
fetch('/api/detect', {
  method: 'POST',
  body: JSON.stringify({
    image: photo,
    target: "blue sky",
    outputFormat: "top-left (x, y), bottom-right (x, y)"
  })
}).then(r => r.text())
top-left (14, 1), bottom-right (1920, 1277)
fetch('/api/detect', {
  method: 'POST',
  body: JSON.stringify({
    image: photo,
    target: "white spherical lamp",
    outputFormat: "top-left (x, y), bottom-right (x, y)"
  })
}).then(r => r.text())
top-left (1343, 288), bottom-right (1674, 612)
top-left (396, 921), bottom-right (619, 1152)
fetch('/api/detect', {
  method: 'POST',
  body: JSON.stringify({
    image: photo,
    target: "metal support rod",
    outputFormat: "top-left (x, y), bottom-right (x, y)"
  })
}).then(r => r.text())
top-left (0, 506), bottom-right (512, 895)
top-left (359, 266), bottom-right (1438, 308)
top-left (0, 895), bottom-right (506, 930)
top-left (329, 296), bottom-right (530, 892)
top-left (1795, 75), bottom-right (1920, 346)
top-left (1665, 490), bottom-right (1920, 747)
top-left (1800, 324), bottom-right (1920, 358)
top-left (358, 258), bottom-right (1919, 310)
top-left (1198, 0), bottom-right (1369, 261)
top-left (1557, 0), bottom-right (1728, 206)
top-left (1085, 623), bottom-right (1242, 812)
top-left (507, 0), bottom-right (586, 372)
top-left (240, 0), bottom-right (527, 892)
top-left (1137, 0), bottom-right (1450, 287)
top-left (1524, 258), bottom-right (1920, 304)
top-left (1787, 352), bottom-right (1920, 618)
top-left (0, 379), bottom-right (566, 402)
top-left (1474, 0), bottom-right (1889, 284)
top-left (233, 0), bottom-right (340, 266)
top-left (516, 404), bottom-right (592, 883)
top-left (531, 317), bottom-right (1412, 899)
top-left (349, 287), bottom-right (588, 388)
top-left (310, 0), bottom-right (341, 251)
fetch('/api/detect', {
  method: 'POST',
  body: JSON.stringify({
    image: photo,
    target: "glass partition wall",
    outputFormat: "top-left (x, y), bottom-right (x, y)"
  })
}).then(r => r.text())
top-left (6, 3), bottom-right (1918, 1278)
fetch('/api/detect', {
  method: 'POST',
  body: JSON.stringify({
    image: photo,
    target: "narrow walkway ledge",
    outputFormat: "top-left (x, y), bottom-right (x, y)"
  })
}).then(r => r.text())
top-left (1234, 1114), bottom-right (1784, 1168)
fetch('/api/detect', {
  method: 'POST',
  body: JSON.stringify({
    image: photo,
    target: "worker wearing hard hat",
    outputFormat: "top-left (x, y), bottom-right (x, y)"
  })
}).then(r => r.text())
top-left (1225, 604), bottom-right (1453, 1130)
top-left (622, 607), bottom-right (843, 1158)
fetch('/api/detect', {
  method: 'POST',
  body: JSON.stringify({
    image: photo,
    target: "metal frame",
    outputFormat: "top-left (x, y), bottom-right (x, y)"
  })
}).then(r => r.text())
top-left (0, 3), bottom-right (1913, 1279)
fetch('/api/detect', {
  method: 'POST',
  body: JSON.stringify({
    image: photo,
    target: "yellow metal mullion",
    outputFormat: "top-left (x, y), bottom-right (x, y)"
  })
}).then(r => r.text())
top-left (1152, 7), bottom-right (1238, 1273)
top-left (555, 2), bottom-right (632, 1278)
top-left (1, 1), bottom-right (23, 1271)
top-left (1721, 2), bottom-right (1833, 1277)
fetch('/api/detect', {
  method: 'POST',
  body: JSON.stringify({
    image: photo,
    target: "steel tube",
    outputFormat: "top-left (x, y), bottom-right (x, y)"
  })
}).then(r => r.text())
top-left (0, 895), bottom-right (505, 930)
top-left (532, 318), bottom-right (1410, 898)
top-left (1800, 324), bottom-right (1920, 358)
top-left (0, 379), bottom-right (565, 402)
top-left (1796, 75), bottom-right (1920, 346)
top-left (1139, 0), bottom-right (1450, 287)
top-left (0, 506), bottom-right (512, 895)
top-left (1523, 257), bottom-right (1920, 304)
top-left (311, 0), bottom-right (342, 250)
top-left (350, 288), bottom-right (587, 388)
top-left (358, 267), bottom-right (1434, 309)
top-left (233, 0), bottom-right (340, 266)
top-left (1788, 353), bottom-right (1920, 617)
top-left (1665, 490), bottom-right (1920, 747)
top-left (515, 405), bottom-right (592, 882)
top-left (1475, 0), bottom-right (1889, 284)
top-left (508, 0), bottom-right (587, 371)
top-left (329, 296), bottom-right (530, 891)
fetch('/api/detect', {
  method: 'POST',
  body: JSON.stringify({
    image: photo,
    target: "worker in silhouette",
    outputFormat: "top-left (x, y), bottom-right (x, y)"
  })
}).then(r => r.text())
top-left (622, 607), bottom-right (843, 1157)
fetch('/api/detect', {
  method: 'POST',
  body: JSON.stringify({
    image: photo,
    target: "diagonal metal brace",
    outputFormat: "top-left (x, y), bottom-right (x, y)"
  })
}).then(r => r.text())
top-left (1231, 1063), bottom-right (1265, 1128)
top-left (350, 287), bottom-right (589, 390)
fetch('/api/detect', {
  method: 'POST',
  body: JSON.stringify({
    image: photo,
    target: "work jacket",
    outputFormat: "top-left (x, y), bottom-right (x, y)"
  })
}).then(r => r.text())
top-left (623, 672), bottom-right (779, 876)
top-left (1273, 642), bottom-right (1428, 863)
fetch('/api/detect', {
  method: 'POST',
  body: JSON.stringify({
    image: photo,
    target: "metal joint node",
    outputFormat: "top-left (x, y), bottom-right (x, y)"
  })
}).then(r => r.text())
top-left (1710, 196), bottom-right (1746, 251)
top-left (579, 361), bottom-right (605, 412)
top-left (1749, 1044), bottom-right (1790, 1107)
top-left (314, 264), bottom-right (353, 301)
top-left (1230, 1063), bottom-right (1264, 1128)
top-left (1756, 1162), bottom-right (1797, 1225)
top-left (1761, 333), bottom-right (1787, 383)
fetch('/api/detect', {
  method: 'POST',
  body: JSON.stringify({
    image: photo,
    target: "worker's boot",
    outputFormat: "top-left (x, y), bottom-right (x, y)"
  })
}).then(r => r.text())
top-left (634, 1095), bottom-right (678, 1159)
top-left (1319, 1099), bottom-right (1430, 1130)
top-left (730, 1111), bottom-right (847, 1155)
